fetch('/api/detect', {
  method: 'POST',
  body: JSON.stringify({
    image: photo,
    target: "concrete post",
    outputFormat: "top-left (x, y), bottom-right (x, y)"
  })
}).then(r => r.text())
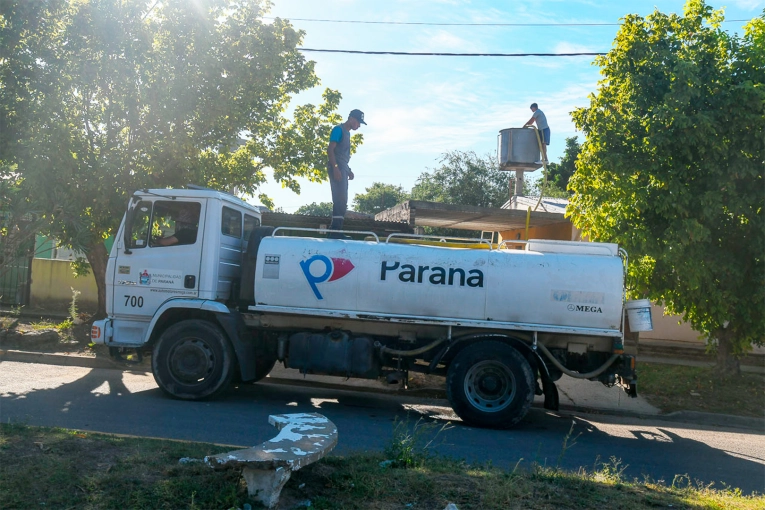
top-left (515, 170), bottom-right (525, 197)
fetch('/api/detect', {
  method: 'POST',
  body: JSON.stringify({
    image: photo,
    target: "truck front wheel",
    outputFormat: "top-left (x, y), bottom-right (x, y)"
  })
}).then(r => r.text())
top-left (152, 319), bottom-right (235, 400)
top-left (446, 341), bottom-right (535, 429)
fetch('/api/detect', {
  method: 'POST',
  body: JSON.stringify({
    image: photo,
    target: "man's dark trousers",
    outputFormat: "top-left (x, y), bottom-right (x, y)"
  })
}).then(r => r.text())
top-left (329, 173), bottom-right (347, 232)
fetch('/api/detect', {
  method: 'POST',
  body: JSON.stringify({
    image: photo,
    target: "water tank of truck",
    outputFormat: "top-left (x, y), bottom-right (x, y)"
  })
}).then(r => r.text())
top-left (497, 128), bottom-right (543, 171)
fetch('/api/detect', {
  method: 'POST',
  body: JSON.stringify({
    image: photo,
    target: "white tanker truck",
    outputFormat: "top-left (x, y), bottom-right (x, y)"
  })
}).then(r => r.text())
top-left (91, 188), bottom-right (643, 429)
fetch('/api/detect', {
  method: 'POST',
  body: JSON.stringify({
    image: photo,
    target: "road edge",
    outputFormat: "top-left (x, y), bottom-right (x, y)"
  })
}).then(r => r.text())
top-left (2, 348), bottom-right (763, 432)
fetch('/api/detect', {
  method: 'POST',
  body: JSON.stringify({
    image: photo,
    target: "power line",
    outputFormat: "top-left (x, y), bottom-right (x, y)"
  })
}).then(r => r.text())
top-left (266, 16), bottom-right (751, 27)
top-left (298, 48), bottom-right (606, 57)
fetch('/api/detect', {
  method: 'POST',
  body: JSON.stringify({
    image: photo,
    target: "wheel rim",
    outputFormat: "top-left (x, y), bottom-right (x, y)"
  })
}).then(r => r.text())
top-left (169, 338), bottom-right (215, 384)
top-left (463, 360), bottom-right (516, 413)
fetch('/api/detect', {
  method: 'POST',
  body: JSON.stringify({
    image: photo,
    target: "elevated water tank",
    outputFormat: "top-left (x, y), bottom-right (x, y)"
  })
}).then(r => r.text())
top-left (497, 128), bottom-right (542, 171)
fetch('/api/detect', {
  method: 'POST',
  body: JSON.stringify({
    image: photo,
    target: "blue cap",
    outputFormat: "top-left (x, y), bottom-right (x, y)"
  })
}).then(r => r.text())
top-left (349, 109), bottom-right (367, 125)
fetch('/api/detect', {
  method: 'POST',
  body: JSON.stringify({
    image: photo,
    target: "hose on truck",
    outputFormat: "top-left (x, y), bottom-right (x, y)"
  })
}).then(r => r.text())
top-left (377, 337), bottom-right (447, 357)
top-left (535, 341), bottom-right (621, 380)
top-left (378, 335), bottom-right (621, 380)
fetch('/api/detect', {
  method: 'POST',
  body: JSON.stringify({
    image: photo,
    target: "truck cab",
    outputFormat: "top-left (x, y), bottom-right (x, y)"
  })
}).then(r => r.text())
top-left (94, 189), bottom-right (261, 347)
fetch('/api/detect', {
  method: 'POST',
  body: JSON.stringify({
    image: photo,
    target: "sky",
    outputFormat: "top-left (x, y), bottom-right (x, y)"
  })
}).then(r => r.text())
top-left (257, 0), bottom-right (763, 212)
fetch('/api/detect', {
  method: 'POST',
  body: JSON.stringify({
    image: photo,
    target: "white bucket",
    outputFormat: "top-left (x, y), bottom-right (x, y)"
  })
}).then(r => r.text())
top-left (625, 299), bottom-right (653, 332)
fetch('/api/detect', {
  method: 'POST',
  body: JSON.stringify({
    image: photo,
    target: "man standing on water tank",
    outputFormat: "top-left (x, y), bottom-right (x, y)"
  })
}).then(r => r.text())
top-left (524, 103), bottom-right (549, 164)
top-left (327, 109), bottom-right (366, 238)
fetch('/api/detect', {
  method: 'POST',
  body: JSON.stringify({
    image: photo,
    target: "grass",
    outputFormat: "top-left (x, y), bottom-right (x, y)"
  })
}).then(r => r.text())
top-left (0, 316), bottom-right (18, 330)
top-left (1, 423), bottom-right (762, 510)
top-left (27, 320), bottom-right (57, 330)
top-left (638, 362), bottom-right (765, 418)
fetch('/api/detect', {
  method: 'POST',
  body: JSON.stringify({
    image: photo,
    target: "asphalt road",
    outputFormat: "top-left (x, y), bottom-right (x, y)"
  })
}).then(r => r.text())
top-left (1, 360), bottom-right (763, 494)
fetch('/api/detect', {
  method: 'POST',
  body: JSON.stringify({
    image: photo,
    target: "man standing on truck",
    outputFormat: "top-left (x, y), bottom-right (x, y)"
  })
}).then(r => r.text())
top-left (327, 109), bottom-right (366, 238)
top-left (524, 103), bottom-right (549, 164)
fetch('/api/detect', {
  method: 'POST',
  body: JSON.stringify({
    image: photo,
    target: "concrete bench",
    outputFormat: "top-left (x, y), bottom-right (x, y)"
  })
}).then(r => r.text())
top-left (205, 413), bottom-right (338, 508)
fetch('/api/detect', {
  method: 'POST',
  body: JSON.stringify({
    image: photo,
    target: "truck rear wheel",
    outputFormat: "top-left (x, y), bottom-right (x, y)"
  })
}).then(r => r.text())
top-left (446, 341), bottom-right (535, 429)
top-left (152, 319), bottom-right (235, 400)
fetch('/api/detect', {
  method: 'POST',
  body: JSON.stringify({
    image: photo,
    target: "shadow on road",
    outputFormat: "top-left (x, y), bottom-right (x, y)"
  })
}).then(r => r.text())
top-left (1, 364), bottom-right (763, 494)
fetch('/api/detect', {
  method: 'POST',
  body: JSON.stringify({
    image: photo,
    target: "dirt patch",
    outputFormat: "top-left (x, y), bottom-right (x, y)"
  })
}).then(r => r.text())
top-left (0, 317), bottom-right (94, 355)
top-left (638, 362), bottom-right (765, 418)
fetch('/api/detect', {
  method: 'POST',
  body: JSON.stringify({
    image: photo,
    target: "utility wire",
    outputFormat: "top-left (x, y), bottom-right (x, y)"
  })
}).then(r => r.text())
top-left (298, 48), bottom-right (606, 57)
top-left (266, 16), bottom-right (750, 27)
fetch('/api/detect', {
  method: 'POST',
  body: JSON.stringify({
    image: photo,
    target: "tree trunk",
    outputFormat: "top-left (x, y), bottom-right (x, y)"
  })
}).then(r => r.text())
top-left (715, 327), bottom-right (740, 377)
top-left (87, 241), bottom-right (109, 319)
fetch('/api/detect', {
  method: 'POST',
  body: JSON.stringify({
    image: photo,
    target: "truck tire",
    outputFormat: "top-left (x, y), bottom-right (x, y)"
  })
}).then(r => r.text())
top-left (446, 341), bottom-right (535, 429)
top-left (152, 319), bottom-right (235, 400)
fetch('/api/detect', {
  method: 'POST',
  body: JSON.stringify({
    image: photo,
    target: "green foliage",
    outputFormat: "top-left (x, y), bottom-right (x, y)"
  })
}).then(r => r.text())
top-left (0, 0), bottom-right (347, 313)
top-left (70, 257), bottom-right (91, 278)
top-left (352, 182), bottom-right (410, 215)
top-left (596, 457), bottom-right (629, 485)
top-left (410, 151), bottom-right (515, 237)
top-left (0, 316), bottom-right (19, 330)
top-left (68, 287), bottom-right (81, 324)
top-left (56, 318), bottom-right (73, 332)
top-left (29, 321), bottom-right (55, 330)
top-left (544, 136), bottom-right (581, 193)
top-left (526, 139), bottom-right (580, 199)
top-left (528, 176), bottom-right (569, 199)
top-left (568, 1), bottom-right (764, 359)
top-left (383, 417), bottom-right (451, 469)
top-left (295, 202), bottom-right (334, 216)
top-left (0, 177), bottom-right (52, 282)
top-left (556, 421), bottom-right (581, 468)
top-left (411, 151), bottom-right (512, 208)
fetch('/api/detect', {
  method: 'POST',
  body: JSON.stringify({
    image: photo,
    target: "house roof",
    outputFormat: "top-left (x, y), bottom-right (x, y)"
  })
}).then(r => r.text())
top-left (374, 200), bottom-right (566, 232)
top-left (501, 196), bottom-right (569, 214)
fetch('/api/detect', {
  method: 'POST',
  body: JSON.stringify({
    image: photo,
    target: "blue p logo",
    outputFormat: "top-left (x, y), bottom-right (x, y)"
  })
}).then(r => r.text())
top-left (300, 254), bottom-right (355, 300)
top-left (300, 255), bottom-right (333, 299)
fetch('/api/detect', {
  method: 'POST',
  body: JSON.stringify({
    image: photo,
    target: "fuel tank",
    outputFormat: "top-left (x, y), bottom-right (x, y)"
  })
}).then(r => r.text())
top-left (251, 237), bottom-right (624, 332)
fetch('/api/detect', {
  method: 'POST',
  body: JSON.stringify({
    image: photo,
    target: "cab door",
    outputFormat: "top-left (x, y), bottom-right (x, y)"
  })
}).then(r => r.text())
top-left (112, 199), bottom-right (206, 324)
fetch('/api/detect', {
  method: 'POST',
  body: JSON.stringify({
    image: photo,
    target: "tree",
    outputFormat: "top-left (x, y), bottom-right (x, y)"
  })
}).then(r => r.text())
top-left (409, 151), bottom-right (515, 238)
top-left (411, 151), bottom-right (513, 208)
top-left (568, 1), bottom-right (764, 375)
top-left (352, 182), bottom-right (410, 215)
top-left (527, 137), bottom-right (581, 198)
top-left (544, 136), bottom-right (581, 192)
top-left (295, 202), bottom-right (334, 216)
top-left (0, 0), bottom-right (348, 316)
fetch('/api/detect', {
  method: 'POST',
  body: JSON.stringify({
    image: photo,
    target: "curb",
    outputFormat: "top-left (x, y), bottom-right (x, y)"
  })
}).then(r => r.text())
top-left (660, 410), bottom-right (765, 432)
top-left (2, 349), bottom-right (763, 432)
top-left (0, 349), bottom-right (150, 372)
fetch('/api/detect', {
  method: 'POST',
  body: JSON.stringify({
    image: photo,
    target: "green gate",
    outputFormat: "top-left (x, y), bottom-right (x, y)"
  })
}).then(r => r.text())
top-left (0, 236), bottom-right (34, 306)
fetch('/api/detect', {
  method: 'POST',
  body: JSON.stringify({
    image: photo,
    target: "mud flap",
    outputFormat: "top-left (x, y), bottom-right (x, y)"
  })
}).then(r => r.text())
top-left (616, 355), bottom-right (638, 398)
top-left (539, 366), bottom-right (560, 410)
top-left (215, 311), bottom-right (257, 382)
top-left (530, 348), bottom-right (559, 411)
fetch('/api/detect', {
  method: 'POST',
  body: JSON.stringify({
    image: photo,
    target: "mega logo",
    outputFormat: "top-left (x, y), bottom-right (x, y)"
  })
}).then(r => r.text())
top-left (567, 304), bottom-right (603, 313)
top-left (300, 255), bottom-right (355, 299)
